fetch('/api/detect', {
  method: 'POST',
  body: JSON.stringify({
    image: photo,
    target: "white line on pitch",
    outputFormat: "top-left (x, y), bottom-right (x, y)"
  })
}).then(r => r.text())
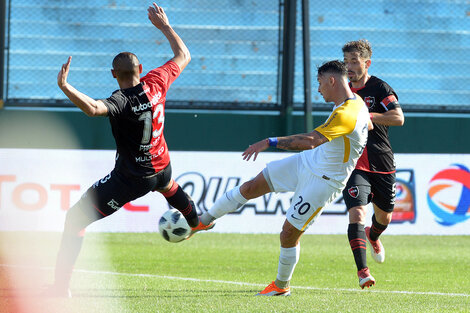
top-left (1, 263), bottom-right (469, 298)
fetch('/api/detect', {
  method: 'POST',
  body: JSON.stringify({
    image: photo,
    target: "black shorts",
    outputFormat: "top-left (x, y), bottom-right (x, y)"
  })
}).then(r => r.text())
top-left (342, 169), bottom-right (396, 213)
top-left (76, 163), bottom-right (172, 221)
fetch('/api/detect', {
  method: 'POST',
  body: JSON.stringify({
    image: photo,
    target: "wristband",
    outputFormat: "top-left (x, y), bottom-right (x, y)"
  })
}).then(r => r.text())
top-left (369, 113), bottom-right (374, 120)
top-left (268, 137), bottom-right (278, 147)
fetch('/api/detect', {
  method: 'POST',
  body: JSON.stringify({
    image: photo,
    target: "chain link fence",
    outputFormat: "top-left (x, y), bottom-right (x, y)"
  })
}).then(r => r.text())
top-left (4, 0), bottom-right (470, 112)
top-left (295, 0), bottom-right (470, 113)
top-left (5, 0), bottom-right (281, 109)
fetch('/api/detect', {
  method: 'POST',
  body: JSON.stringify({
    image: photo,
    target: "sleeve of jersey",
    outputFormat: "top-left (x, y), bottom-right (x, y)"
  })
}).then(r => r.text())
top-left (101, 92), bottom-right (125, 118)
top-left (380, 94), bottom-right (400, 111)
top-left (141, 61), bottom-right (181, 92)
top-left (315, 107), bottom-right (357, 141)
top-left (379, 84), bottom-right (400, 111)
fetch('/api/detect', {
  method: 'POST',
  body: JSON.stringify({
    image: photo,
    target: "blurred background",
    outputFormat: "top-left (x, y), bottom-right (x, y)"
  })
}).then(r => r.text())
top-left (1, 0), bottom-right (470, 153)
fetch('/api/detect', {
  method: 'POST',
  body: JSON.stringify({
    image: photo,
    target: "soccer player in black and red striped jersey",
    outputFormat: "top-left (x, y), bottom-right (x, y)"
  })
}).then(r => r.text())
top-left (342, 39), bottom-right (405, 289)
top-left (48, 3), bottom-right (212, 297)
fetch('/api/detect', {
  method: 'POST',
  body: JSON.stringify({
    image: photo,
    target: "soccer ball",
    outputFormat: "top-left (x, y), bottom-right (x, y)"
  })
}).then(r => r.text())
top-left (158, 209), bottom-right (191, 243)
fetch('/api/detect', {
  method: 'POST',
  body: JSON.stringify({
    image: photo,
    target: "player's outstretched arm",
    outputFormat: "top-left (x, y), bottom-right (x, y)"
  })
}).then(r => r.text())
top-left (242, 139), bottom-right (269, 162)
top-left (242, 131), bottom-right (328, 161)
top-left (147, 3), bottom-right (191, 71)
top-left (57, 56), bottom-right (108, 117)
top-left (275, 131), bottom-right (328, 151)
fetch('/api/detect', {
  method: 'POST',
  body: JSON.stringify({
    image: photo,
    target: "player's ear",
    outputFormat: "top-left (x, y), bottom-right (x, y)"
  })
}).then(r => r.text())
top-left (111, 69), bottom-right (117, 78)
top-left (329, 75), bottom-right (335, 86)
top-left (138, 64), bottom-right (143, 74)
top-left (365, 59), bottom-right (371, 69)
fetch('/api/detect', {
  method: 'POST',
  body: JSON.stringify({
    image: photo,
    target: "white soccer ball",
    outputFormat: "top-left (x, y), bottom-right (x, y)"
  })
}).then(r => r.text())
top-left (158, 208), bottom-right (191, 243)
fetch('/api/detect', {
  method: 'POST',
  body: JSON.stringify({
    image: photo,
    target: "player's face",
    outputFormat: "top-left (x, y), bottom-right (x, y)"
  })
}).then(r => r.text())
top-left (317, 74), bottom-right (332, 102)
top-left (343, 51), bottom-right (369, 83)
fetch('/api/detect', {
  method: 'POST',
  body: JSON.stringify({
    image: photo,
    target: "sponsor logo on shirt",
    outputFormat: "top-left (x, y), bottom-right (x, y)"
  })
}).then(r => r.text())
top-left (135, 146), bottom-right (165, 162)
top-left (139, 138), bottom-right (161, 152)
top-left (131, 92), bottom-right (162, 113)
top-left (138, 86), bottom-right (150, 96)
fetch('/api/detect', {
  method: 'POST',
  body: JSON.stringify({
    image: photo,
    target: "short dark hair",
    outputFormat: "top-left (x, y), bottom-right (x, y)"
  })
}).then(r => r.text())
top-left (342, 39), bottom-right (372, 59)
top-left (112, 52), bottom-right (140, 80)
top-left (317, 60), bottom-right (347, 77)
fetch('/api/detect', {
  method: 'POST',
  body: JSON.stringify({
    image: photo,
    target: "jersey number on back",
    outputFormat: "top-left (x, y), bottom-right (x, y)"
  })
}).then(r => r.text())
top-left (138, 104), bottom-right (164, 144)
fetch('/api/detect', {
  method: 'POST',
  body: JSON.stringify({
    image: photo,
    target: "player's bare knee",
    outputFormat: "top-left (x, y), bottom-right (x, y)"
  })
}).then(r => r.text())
top-left (375, 209), bottom-right (392, 225)
top-left (280, 223), bottom-right (301, 247)
top-left (349, 206), bottom-right (367, 224)
top-left (240, 172), bottom-right (270, 200)
top-left (240, 180), bottom-right (257, 199)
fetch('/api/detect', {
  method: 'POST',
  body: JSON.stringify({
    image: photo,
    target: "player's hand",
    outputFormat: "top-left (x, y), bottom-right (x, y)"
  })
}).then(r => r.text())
top-left (242, 139), bottom-right (269, 161)
top-left (148, 3), bottom-right (170, 30)
top-left (57, 56), bottom-right (72, 89)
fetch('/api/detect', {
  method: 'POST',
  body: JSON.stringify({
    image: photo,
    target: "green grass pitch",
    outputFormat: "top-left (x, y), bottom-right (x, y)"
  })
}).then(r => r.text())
top-left (0, 232), bottom-right (469, 312)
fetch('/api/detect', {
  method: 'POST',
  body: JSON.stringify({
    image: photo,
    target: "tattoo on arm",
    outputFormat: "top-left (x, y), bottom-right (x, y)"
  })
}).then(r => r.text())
top-left (276, 131), bottom-right (328, 151)
top-left (277, 134), bottom-right (313, 151)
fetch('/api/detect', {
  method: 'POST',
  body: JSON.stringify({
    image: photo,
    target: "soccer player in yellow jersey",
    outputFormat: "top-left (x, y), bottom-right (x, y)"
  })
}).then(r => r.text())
top-left (194, 60), bottom-right (372, 296)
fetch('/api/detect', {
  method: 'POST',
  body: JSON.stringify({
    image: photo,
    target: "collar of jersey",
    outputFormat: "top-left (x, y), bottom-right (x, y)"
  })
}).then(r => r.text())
top-left (334, 94), bottom-right (356, 110)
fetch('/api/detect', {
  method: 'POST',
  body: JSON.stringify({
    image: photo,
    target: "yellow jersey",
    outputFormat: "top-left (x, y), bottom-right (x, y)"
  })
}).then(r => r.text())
top-left (300, 94), bottom-right (369, 189)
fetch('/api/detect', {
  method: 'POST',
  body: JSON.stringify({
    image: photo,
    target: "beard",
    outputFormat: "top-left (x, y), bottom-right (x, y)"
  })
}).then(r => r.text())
top-left (348, 72), bottom-right (360, 82)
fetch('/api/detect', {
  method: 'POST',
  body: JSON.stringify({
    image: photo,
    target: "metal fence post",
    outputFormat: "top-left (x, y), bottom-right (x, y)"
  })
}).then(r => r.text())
top-left (0, 0), bottom-right (6, 109)
top-left (302, 0), bottom-right (313, 132)
top-left (280, 0), bottom-right (296, 135)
